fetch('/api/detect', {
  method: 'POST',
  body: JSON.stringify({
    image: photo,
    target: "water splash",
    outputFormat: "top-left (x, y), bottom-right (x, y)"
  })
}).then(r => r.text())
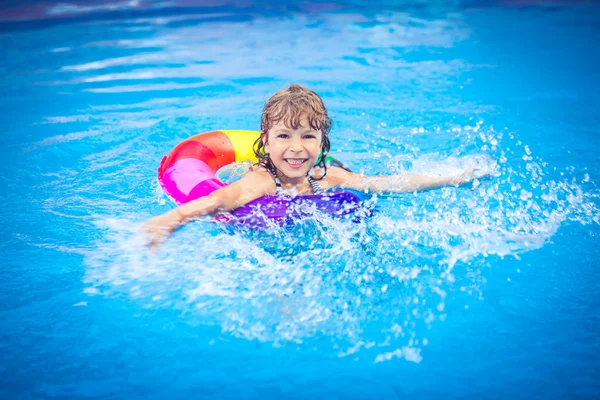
top-left (82, 121), bottom-right (599, 363)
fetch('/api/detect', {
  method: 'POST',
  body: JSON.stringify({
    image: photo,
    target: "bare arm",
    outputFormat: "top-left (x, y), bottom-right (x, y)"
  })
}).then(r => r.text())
top-left (328, 165), bottom-right (489, 193)
top-left (178, 172), bottom-right (270, 219)
top-left (143, 171), bottom-right (271, 247)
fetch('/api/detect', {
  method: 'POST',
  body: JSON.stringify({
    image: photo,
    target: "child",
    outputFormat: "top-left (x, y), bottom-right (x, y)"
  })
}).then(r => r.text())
top-left (144, 84), bottom-right (489, 246)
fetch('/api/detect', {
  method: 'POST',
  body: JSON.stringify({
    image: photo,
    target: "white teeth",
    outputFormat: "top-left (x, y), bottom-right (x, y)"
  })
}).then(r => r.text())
top-left (286, 159), bottom-right (305, 165)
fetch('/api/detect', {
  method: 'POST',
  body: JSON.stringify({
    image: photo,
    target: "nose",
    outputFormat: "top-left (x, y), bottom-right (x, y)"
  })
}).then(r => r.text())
top-left (289, 136), bottom-right (303, 152)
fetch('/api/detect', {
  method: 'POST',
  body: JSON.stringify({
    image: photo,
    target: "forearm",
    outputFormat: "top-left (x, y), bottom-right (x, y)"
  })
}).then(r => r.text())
top-left (333, 162), bottom-right (488, 195)
top-left (176, 193), bottom-right (223, 223)
top-left (360, 174), bottom-right (459, 193)
top-left (143, 178), bottom-right (256, 246)
top-left (391, 174), bottom-right (458, 192)
top-left (142, 194), bottom-right (223, 243)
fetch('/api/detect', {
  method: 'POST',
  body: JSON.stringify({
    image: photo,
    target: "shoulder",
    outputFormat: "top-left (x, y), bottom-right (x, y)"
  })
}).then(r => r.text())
top-left (236, 167), bottom-right (277, 194)
top-left (211, 168), bottom-right (276, 209)
top-left (311, 166), bottom-right (354, 189)
top-left (240, 167), bottom-right (272, 184)
top-left (248, 163), bottom-right (268, 173)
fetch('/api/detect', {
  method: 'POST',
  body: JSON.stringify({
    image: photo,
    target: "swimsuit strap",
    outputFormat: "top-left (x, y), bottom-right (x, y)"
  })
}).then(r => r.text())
top-left (306, 175), bottom-right (324, 195)
top-left (268, 164), bottom-right (285, 195)
top-left (267, 163), bottom-right (323, 195)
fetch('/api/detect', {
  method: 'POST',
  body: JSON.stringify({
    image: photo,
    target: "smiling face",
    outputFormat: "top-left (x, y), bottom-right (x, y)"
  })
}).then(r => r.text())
top-left (264, 118), bottom-right (323, 182)
top-left (256, 84), bottom-right (332, 184)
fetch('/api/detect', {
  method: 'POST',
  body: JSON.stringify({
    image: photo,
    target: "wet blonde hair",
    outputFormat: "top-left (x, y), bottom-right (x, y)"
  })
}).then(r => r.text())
top-left (253, 84), bottom-right (332, 179)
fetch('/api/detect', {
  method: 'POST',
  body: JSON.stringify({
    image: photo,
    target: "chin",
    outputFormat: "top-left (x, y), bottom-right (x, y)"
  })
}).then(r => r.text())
top-left (281, 166), bottom-right (309, 176)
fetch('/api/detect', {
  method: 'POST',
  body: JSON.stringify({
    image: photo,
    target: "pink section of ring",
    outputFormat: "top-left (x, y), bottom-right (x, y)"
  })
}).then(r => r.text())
top-left (159, 158), bottom-right (220, 205)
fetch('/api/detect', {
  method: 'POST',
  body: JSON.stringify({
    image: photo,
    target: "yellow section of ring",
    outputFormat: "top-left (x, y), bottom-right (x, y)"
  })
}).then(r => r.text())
top-left (222, 130), bottom-right (260, 163)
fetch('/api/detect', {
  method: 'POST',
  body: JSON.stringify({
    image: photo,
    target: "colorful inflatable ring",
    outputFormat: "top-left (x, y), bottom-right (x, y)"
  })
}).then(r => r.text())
top-left (158, 130), bottom-right (374, 227)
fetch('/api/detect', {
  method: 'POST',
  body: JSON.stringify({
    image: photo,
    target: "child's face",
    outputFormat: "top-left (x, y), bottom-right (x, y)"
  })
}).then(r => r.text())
top-left (265, 118), bottom-right (323, 180)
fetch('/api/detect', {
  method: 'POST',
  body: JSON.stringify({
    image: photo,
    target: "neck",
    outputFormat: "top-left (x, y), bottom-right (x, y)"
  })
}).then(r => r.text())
top-left (275, 168), bottom-right (306, 187)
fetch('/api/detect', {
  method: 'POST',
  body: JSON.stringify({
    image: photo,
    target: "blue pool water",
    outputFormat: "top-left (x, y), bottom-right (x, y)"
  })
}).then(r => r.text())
top-left (1, 1), bottom-right (599, 399)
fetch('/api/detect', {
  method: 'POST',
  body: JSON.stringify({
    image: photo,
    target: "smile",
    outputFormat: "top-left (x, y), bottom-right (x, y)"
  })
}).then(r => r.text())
top-left (284, 158), bottom-right (308, 168)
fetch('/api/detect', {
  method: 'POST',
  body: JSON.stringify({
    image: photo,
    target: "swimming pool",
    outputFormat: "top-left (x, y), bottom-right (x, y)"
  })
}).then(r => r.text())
top-left (1, 0), bottom-right (599, 398)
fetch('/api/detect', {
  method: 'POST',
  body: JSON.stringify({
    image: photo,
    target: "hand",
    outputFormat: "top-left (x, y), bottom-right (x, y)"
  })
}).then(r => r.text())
top-left (142, 209), bottom-right (183, 250)
top-left (453, 164), bottom-right (492, 186)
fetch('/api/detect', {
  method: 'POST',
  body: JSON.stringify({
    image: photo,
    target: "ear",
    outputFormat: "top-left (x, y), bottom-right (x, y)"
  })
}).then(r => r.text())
top-left (262, 133), bottom-right (270, 153)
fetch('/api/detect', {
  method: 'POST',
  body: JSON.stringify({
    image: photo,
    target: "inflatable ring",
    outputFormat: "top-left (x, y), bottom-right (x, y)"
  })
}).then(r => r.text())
top-left (158, 130), bottom-right (374, 227)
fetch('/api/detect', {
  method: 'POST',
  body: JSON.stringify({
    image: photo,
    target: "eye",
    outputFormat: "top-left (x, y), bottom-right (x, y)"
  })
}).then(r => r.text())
top-left (303, 134), bottom-right (317, 139)
top-left (276, 133), bottom-right (290, 139)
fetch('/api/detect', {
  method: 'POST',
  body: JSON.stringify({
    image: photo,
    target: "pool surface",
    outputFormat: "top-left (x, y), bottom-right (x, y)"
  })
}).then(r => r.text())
top-left (1, 1), bottom-right (599, 399)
